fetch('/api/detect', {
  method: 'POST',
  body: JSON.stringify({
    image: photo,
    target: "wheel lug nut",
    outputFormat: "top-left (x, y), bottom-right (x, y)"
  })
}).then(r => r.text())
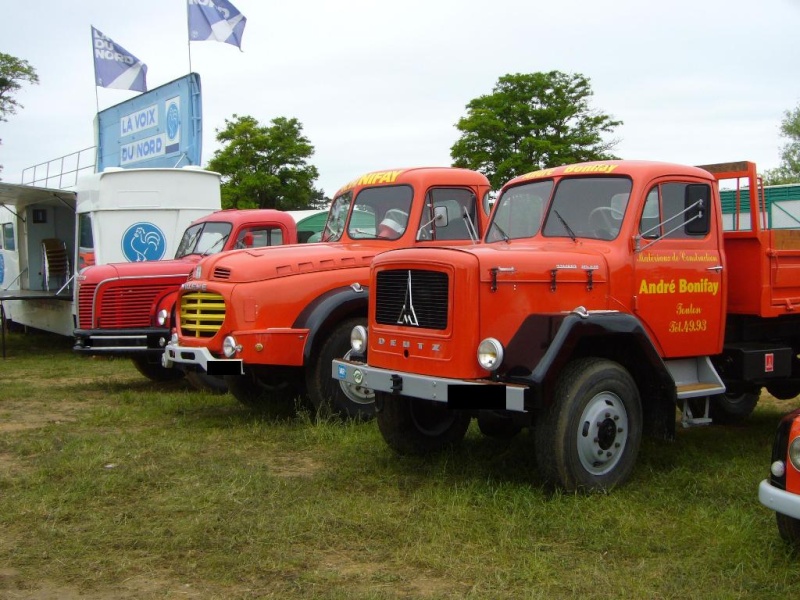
top-left (597, 450), bottom-right (603, 456)
top-left (605, 413), bottom-right (610, 418)
top-left (615, 442), bottom-right (620, 448)
top-left (617, 428), bottom-right (623, 433)
top-left (606, 451), bottom-right (612, 457)
top-left (613, 415), bottom-right (619, 421)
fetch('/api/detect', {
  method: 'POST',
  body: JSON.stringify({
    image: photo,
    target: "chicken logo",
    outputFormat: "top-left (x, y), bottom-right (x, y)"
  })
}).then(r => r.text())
top-left (121, 222), bottom-right (166, 262)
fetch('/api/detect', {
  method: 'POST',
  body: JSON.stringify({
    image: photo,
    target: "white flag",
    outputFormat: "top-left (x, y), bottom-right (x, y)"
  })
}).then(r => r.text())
top-left (187, 0), bottom-right (246, 49)
top-left (91, 27), bottom-right (147, 92)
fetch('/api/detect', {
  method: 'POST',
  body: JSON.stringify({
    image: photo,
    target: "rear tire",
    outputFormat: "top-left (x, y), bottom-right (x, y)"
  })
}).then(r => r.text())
top-left (375, 392), bottom-right (470, 455)
top-left (777, 512), bottom-right (800, 546)
top-left (477, 412), bottom-right (522, 439)
top-left (534, 358), bottom-right (642, 492)
top-left (306, 318), bottom-right (374, 420)
top-left (131, 357), bottom-right (184, 382)
top-left (707, 389), bottom-right (759, 424)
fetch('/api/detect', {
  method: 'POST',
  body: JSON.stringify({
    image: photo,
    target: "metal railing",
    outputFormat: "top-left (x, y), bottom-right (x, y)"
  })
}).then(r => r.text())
top-left (20, 147), bottom-right (97, 190)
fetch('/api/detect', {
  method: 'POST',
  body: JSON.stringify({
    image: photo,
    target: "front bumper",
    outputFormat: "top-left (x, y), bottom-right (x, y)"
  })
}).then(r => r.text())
top-left (759, 479), bottom-right (800, 519)
top-left (74, 328), bottom-right (170, 357)
top-left (162, 340), bottom-right (244, 376)
top-left (332, 359), bottom-right (527, 412)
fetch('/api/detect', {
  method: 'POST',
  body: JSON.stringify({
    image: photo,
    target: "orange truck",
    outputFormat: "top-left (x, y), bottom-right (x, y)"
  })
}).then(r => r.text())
top-left (333, 160), bottom-right (800, 491)
top-left (162, 167), bottom-right (492, 418)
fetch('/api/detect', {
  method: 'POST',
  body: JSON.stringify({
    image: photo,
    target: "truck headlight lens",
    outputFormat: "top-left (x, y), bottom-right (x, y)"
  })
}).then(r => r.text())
top-left (477, 338), bottom-right (503, 372)
top-left (222, 335), bottom-right (240, 358)
top-left (350, 325), bottom-right (367, 353)
top-left (157, 309), bottom-right (169, 326)
top-left (789, 437), bottom-right (800, 471)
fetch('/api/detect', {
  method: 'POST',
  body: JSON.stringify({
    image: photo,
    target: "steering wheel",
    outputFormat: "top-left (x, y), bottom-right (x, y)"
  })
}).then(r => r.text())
top-left (588, 206), bottom-right (624, 238)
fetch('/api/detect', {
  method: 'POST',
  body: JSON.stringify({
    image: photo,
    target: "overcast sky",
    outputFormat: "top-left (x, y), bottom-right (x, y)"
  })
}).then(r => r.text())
top-left (2, 0), bottom-right (799, 196)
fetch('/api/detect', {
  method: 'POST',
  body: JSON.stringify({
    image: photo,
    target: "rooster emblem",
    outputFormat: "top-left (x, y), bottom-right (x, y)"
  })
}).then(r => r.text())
top-left (122, 222), bottom-right (166, 262)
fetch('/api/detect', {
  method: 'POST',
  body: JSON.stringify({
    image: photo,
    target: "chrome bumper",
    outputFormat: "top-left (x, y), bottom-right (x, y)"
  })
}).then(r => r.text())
top-left (332, 359), bottom-right (526, 412)
top-left (163, 341), bottom-right (244, 376)
top-left (759, 479), bottom-right (800, 520)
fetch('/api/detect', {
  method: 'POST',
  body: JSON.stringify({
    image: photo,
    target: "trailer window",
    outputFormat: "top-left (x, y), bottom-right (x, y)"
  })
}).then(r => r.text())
top-left (2, 223), bottom-right (14, 251)
top-left (78, 214), bottom-right (94, 269)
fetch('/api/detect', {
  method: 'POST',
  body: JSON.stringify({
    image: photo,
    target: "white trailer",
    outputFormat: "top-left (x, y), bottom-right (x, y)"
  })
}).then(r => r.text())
top-left (0, 167), bottom-right (221, 339)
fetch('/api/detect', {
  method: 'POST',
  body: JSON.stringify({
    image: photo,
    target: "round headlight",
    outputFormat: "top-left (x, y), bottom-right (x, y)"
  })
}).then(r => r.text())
top-left (789, 438), bottom-right (800, 471)
top-left (477, 338), bottom-right (504, 372)
top-left (350, 325), bottom-right (368, 353)
top-left (771, 460), bottom-right (786, 478)
top-left (222, 335), bottom-right (239, 358)
top-left (157, 309), bottom-right (169, 326)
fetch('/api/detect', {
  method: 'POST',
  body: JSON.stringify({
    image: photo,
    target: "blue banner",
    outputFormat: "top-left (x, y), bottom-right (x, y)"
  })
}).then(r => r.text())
top-left (187, 0), bottom-right (246, 49)
top-left (91, 26), bottom-right (147, 92)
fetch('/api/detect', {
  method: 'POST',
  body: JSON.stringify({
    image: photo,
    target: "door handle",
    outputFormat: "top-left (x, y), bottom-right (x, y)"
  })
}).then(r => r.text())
top-left (707, 265), bottom-right (723, 273)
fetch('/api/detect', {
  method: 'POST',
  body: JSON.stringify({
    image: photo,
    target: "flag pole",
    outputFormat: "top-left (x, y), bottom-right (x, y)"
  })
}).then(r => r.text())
top-left (91, 26), bottom-right (100, 113)
top-left (186, 1), bottom-right (193, 74)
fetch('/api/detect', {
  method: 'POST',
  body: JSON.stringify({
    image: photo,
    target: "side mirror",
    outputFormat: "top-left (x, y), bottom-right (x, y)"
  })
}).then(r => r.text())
top-left (434, 206), bottom-right (449, 227)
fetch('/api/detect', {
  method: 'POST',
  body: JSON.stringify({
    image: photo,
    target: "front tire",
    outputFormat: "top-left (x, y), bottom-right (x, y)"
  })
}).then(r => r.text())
top-left (375, 392), bottom-right (470, 455)
top-left (777, 512), bottom-right (800, 546)
top-left (534, 358), bottom-right (642, 492)
top-left (306, 318), bottom-right (375, 420)
top-left (185, 371), bottom-right (229, 394)
top-left (226, 368), bottom-right (302, 411)
top-left (131, 356), bottom-right (184, 382)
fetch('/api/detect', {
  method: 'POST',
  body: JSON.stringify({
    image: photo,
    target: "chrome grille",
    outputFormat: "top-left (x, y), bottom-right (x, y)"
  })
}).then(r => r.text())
top-left (375, 269), bottom-right (448, 330)
top-left (77, 283), bottom-right (98, 328)
top-left (99, 284), bottom-right (174, 328)
top-left (180, 292), bottom-right (226, 338)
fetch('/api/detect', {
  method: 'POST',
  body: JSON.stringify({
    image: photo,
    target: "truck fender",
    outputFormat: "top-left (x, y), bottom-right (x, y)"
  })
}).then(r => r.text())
top-left (293, 284), bottom-right (369, 363)
top-left (154, 289), bottom-right (180, 327)
top-left (519, 310), bottom-right (676, 440)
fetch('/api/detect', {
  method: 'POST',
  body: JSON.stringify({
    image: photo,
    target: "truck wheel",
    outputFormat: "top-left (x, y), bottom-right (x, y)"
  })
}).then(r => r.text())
top-left (185, 371), bottom-right (229, 395)
top-left (477, 412), bottom-right (522, 439)
top-left (306, 318), bottom-right (375, 420)
top-left (131, 357), bottom-right (184, 382)
top-left (534, 357), bottom-right (642, 492)
top-left (766, 383), bottom-right (800, 401)
top-left (225, 370), bottom-right (300, 411)
top-left (376, 392), bottom-right (470, 455)
top-left (708, 388), bottom-right (759, 424)
top-left (777, 512), bottom-right (800, 546)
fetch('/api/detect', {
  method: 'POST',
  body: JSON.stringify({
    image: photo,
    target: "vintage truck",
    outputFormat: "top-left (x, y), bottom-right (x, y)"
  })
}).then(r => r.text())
top-left (759, 408), bottom-right (800, 546)
top-left (73, 208), bottom-right (324, 385)
top-left (163, 167), bottom-right (492, 418)
top-left (0, 167), bottom-right (221, 340)
top-left (333, 160), bottom-right (800, 491)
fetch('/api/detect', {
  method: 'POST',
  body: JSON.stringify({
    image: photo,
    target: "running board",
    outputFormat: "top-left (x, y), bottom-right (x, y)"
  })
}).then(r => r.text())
top-left (665, 357), bottom-right (725, 427)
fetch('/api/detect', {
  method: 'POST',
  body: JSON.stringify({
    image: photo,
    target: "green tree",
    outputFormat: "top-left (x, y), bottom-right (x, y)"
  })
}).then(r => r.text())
top-left (207, 114), bottom-right (323, 210)
top-left (451, 71), bottom-right (622, 188)
top-left (763, 104), bottom-right (800, 185)
top-left (0, 53), bottom-right (39, 178)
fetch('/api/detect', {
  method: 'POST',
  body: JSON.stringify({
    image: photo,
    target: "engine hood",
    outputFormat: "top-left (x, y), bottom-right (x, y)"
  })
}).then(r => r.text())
top-left (79, 256), bottom-right (199, 283)
top-left (195, 242), bottom-right (383, 284)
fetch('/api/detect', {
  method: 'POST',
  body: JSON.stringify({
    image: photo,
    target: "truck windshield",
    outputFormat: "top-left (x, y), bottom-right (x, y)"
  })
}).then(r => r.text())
top-left (175, 222), bottom-right (233, 258)
top-left (542, 177), bottom-right (632, 241)
top-left (487, 180), bottom-right (554, 242)
top-left (321, 192), bottom-right (352, 242)
top-left (350, 185), bottom-right (414, 240)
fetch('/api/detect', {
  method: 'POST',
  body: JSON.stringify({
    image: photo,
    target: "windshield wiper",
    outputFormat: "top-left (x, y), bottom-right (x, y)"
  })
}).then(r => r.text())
top-left (553, 210), bottom-right (577, 242)
top-left (203, 234), bottom-right (230, 256)
top-left (488, 220), bottom-right (510, 243)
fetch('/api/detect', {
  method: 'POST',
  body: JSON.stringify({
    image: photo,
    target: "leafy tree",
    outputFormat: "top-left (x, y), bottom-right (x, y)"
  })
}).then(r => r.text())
top-left (0, 53), bottom-right (39, 178)
top-left (763, 104), bottom-right (800, 185)
top-left (451, 71), bottom-right (622, 188)
top-left (207, 114), bottom-right (323, 210)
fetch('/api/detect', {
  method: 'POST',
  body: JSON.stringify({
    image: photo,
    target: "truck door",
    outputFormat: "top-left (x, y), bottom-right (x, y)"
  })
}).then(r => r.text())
top-left (633, 180), bottom-right (725, 358)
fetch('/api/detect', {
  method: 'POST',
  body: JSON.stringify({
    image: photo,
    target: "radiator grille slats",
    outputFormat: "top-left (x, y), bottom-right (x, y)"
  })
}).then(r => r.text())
top-left (375, 269), bottom-right (448, 330)
top-left (180, 292), bottom-right (226, 338)
top-left (77, 283), bottom-right (98, 328)
top-left (79, 283), bottom-right (172, 329)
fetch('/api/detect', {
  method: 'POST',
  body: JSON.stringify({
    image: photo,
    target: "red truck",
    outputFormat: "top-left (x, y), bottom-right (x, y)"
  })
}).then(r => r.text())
top-left (162, 167), bottom-right (492, 418)
top-left (760, 408), bottom-right (800, 546)
top-left (74, 209), bottom-right (302, 386)
top-left (334, 160), bottom-right (800, 491)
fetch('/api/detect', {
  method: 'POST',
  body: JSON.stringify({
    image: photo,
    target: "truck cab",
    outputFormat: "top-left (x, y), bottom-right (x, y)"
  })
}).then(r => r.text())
top-left (74, 208), bottom-right (301, 384)
top-left (163, 167), bottom-right (492, 418)
top-left (334, 160), bottom-right (800, 491)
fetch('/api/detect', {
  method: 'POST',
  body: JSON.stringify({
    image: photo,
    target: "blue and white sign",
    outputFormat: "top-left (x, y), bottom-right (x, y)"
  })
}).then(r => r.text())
top-left (122, 222), bottom-right (167, 262)
top-left (95, 74), bottom-right (202, 171)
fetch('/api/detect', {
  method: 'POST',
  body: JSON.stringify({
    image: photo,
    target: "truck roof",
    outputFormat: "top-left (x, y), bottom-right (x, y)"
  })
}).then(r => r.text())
top-left (334, 167), bottom-right (491, 197)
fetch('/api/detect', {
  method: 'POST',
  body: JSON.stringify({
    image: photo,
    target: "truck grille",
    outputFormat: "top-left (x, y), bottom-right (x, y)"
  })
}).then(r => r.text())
top-left (375, 269), bottom-right (449, 330)
top-left (180, 292), bottom-right (226, 338)
top-left (99, 284), bottom-right (174, 328)
top-left (77, 283), bottom-right (98, 328)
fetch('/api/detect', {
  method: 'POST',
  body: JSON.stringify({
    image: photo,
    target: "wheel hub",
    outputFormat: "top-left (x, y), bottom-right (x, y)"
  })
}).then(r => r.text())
top-left (576, 391), bottom-right (628, 475)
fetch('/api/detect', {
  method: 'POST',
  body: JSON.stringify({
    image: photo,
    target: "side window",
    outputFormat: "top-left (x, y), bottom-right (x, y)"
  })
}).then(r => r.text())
top-left (422, 188), bottom-right (478, 241)
top-left (234, 227), bottom-right (285, 248)
top-left (639, 183), bottom-right (711, 240)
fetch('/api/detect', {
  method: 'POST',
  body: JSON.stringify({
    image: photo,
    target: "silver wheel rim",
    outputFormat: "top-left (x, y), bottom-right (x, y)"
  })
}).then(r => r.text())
top-left (338, 350), bottom-right (374, 405)
top-left (576, 391), bottom-right (628, 476)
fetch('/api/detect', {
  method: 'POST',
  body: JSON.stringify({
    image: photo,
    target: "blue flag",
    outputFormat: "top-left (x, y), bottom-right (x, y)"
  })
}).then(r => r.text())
top-left (187, 0), bottom-right (246, 49)
top-left (91, 27), bottom-right (147, 92)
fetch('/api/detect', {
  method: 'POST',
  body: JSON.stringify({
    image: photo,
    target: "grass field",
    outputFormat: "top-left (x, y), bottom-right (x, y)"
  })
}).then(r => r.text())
top-left (1, 329), bottom-right (799, 599)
